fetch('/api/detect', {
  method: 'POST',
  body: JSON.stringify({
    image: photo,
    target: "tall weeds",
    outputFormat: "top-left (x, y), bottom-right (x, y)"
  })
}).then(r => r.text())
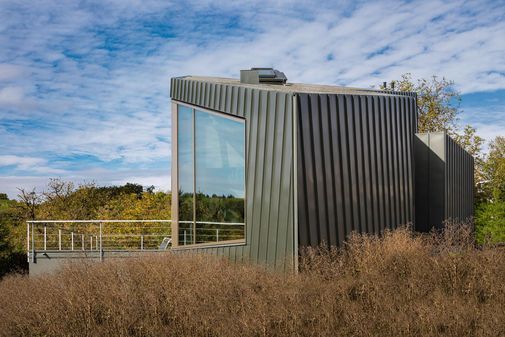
top-left (0, 225), bottom-right (504, 337)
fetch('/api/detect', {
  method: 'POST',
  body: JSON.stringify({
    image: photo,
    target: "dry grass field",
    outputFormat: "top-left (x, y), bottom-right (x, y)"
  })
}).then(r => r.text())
top-left (0, 225), bottom-right (504, 337)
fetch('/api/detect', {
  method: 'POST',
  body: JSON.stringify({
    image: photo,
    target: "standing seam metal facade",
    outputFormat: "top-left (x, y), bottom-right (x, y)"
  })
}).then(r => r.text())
top-left (296, 93), bottom-right (418, 247)
top-left (414, 132), bottom-right (474, 231)
top-left (446, 134), bottom-right (474, 223)
top-left (170, 77), bottom-right (296, 271)
top-left (171, 76), bottom-right (473, 271)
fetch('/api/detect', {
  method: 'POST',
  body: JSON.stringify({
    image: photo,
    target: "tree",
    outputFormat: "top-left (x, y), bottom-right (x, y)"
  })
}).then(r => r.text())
top-left (483, 136), bottom-right (505, 202)
top-left (0, 194), bottom-right (28, 277)
top-left (475, 201), bottom-right (505, 244)
top-left (381, 73), bottom-right (461, 134)
top-left (381, 74), bottom-right (486, 189)
top-left (16, 188), bottom-right (42, 220)
top-left (453, 125), bottom-right (485, 159)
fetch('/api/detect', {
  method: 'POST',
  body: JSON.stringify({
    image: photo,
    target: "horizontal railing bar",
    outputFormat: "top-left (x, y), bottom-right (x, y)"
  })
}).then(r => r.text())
top-left (179, 221), bottom-right (245, 226)
top-left (28, 220), bottom-right (244, 225)
top-left (27, 220), bottom-right (172, 224)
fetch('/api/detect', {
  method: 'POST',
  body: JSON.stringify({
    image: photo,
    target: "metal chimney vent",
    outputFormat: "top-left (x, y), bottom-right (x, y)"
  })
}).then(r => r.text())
top-left (240, 67), bottom-right (287, 85)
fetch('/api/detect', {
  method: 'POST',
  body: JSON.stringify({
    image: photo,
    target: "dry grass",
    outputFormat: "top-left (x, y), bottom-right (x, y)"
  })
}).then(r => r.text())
top-left (0, 225), bottom-right (504, 337)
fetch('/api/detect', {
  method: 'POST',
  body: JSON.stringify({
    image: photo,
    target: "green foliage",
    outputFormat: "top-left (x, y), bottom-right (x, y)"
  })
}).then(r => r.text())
top-left (475, 201), bottom-right (505, 244)
top-left (483, 136), bottom-right (505, 202)
top-left (382, 74), bottom-right (486, 189)
top-left (0, 196), bottom-right (27, 278)
top-left (453, 125), bottom-right (485, 158)
top-left (0, 179), bottom-right (171, 277)
top-left (178, 192), bottom-right (245, 243)
top-left (97, 191), bottom-right (171, 220)
top-left (381, 73), bottom-right (461, 134)
top-left (381, 74), bottom-right (504, 242)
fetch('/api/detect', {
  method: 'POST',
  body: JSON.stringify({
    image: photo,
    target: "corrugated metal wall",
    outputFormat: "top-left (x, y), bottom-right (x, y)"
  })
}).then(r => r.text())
top-left (414, 132), bottom-right (474, 231)
top-left (170, 77), bottom-right (296, 271)
top-left (446, 134), bottom-right (474, 222)
top-left (296, 93), bottom-right (418, 247)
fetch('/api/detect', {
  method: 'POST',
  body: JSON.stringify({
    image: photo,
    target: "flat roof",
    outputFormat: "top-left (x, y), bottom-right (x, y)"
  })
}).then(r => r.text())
top-left (177, 76), bottom-right (415, 97)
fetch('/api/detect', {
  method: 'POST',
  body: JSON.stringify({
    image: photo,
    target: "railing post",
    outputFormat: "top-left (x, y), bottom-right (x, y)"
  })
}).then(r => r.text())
top-left (141, 235), bottom-right (144, 250)
top-left (58, 229), bottom-right (62, 251)
top-left (44, 226), bottom-right (47, 250)
top-left (184, 230), bottom-right (187, 246)
top-left (216, 229), bottom-right (219, 242)
top-left (26, 222), bottom-right (29, 262)
top-left (82, 234), bottom-right (85, 251)
top-left (99, 222), bottom-right (103, 262)
top-left (90, 236), bottom-right (93, 251)
top-left (31, 222), bottom-right (36, 263)
top-left (71, 232), bottom-right (74, 251)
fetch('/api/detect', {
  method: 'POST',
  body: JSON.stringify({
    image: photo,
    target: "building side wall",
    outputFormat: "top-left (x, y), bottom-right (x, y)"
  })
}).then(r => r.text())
top-left (296, 93), bottom-right (417, 247)
top-left (445, 134), bottom-right (474, 223)
top-left (414, 133), bottom-right (446, 231)
top-left (414, 132), bottom-right (474, 231)
top-left (170, 77), bottom-right (296, 271)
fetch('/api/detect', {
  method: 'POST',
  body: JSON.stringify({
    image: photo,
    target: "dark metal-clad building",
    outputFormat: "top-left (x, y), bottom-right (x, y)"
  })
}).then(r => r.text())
top-left (170, 68), bottom-right (426, 271)
top-left (26, 68), bottom-right (476, 276)
top-left (414, 132), bottom-right (474, 231)
top-left (297, 93), bottom-right (417, 247)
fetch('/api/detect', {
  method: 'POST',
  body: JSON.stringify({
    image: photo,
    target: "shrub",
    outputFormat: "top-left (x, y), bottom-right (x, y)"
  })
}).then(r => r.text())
top-left (475, 201), bottom-right (505, 244)
top-left (0, 226), bottom-right (504, 337)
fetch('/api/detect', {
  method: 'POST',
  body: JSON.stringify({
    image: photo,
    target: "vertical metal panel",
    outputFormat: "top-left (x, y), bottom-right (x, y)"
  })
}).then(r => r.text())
top-left (171, 77), bottom-right (295, 270)
top-left (297, 93), bottom-right (417, 247)
top-left (445, 134), bottom-right (474, 223)
top-left (414, 132), bottom-right (474, 231)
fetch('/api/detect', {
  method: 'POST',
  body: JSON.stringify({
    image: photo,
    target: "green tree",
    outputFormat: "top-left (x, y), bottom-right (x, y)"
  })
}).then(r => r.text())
top-left (483, 136), bottom-right (505, 202)
top-left (475, 201), bottom-right (505, 244)
top-left (381, 73), bottom-right (461, 134)
top-left (0, 195), bottom-right (28, 277)
top-left (381, 74), bottom-right (485, 187)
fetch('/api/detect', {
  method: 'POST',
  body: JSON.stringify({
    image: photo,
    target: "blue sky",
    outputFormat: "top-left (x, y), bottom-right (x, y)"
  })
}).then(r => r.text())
top-left (0, 0), bottom-right (504, 198)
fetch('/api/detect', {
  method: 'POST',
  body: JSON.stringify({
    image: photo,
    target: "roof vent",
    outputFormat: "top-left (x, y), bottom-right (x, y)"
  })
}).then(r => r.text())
top-left (240, 68), bottom-right (287, 85)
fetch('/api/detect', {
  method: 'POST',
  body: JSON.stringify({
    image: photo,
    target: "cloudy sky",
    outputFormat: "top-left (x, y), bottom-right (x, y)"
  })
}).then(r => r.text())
top-left (0, 0), bottom-right (504, 198)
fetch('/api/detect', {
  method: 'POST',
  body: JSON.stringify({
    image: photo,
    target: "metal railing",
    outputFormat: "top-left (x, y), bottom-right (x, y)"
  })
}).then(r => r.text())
top-left (27, 220), bottom-right (173, 263)
top-left (27, 220), bottom-right (245, 263)
top-left (178, 220), bottom-right (245, 245)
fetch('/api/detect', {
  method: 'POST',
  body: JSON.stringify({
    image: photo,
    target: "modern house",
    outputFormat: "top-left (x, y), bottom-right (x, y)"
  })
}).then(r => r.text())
top-left (27, 68), bottom-right (474, 274)
top-left (169, 68), bottom-right (474, 271)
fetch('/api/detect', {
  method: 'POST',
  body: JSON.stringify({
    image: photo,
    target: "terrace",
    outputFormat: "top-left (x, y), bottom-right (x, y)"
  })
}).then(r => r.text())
top-left (26, 219), bottom-right (245, 264)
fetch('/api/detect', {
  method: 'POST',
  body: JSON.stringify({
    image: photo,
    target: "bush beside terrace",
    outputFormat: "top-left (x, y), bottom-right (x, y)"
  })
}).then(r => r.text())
top-left (0, 225), bottom-right (504, 337)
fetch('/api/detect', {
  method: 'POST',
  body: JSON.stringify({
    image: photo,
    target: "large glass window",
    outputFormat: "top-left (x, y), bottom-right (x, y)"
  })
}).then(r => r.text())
top-left (177, 104), bottom-right (245, 246)
top-left (177, 105), bottom-right (194, 244)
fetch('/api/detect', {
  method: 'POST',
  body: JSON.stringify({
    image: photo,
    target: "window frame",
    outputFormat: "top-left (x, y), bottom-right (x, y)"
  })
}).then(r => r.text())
top-left (173, 100), bottom-right (247, 248)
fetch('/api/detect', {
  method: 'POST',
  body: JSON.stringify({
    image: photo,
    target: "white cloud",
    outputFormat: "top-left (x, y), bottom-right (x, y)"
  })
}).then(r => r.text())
top-left (0, 155), bottom-right (66, 175)
top-left (0, 0), bottom-right (503, 192)
top-left (0, 64), bottom-right (24, 80)
top-left (0, 155), bottom-right (46, 169)
top-left (0, 86), bottom-right (25, 106)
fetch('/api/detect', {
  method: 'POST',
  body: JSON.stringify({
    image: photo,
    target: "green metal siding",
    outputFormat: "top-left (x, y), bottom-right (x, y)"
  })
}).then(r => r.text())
top-left (171, 77), bottom-right (296, 271)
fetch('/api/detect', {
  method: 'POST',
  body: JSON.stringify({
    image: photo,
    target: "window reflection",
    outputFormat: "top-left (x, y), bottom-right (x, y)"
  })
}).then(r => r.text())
top-left (177, 105), bottom-right (194, 244)
top-left (177, 104), bottom-right (245, 245)
top-left (195, 110), bottom-right (245, 243)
